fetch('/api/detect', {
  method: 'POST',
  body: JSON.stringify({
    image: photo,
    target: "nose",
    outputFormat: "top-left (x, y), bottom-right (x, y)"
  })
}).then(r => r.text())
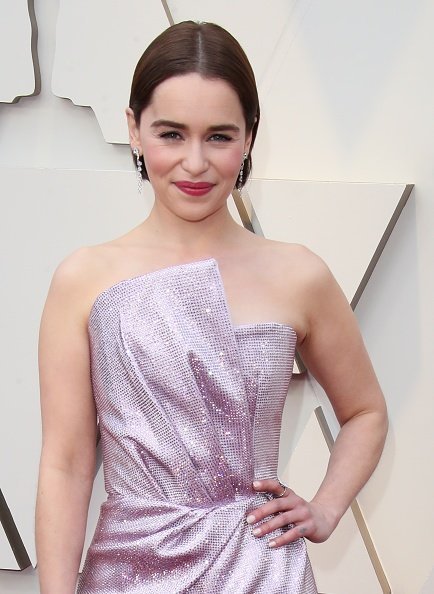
top-left (181, 141), bottom-right (208, 177)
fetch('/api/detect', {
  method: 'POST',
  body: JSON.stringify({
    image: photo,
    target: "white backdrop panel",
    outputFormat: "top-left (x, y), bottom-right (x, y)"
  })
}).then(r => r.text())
top-left (0, 0), bottom-right (35, 102)
top-left (247, 180), bottom-right (408, 304)
top-left (167, 0), bottom-right (306, 89)
top-left (52, 0), bottom-right (170, 143)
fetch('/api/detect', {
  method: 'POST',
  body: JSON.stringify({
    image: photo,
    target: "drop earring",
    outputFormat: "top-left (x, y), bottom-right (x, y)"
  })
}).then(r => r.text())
top-left (132, 147), bottom-right (143, 195)
top-left (237, 153), bottom-right (248, 191)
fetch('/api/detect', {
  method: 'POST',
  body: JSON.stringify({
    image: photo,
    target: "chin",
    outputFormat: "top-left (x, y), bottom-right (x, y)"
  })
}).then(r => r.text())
top-left (175, 202), bottom-right (227, 223)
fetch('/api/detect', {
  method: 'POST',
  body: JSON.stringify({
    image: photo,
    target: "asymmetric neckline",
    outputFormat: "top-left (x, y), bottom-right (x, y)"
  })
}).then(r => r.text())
top-left (88, 258), bottom-right (296, 338)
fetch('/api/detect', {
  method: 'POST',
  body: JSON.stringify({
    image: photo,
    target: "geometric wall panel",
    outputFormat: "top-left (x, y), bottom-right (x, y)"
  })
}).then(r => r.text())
top-left (240, 180), bottom-right (412, 307)
top-left (52, 0), bottom-right (170, 143)
top-left (0, 0), bottom-right (38, 103)
top-left (235, 180), bottom-right (412, 376)
top-left (166, 0), bottom-right (307, 89)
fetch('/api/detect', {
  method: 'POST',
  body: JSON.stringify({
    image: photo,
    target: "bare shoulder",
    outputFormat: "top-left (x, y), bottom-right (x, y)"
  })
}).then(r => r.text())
top-left (259, 239), bottom-right (333, 289)
top-left (238, 238), bottom-right (340, 340)
top-left (46, 243), bottom-right (120, 320)
top-left (274, 241), bottom-right (348, 319)
top-left (50, 245), bottom-right (105, 292)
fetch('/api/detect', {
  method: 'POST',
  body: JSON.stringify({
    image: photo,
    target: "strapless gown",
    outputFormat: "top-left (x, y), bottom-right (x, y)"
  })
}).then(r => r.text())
top-left (77, 259), bottom-right (317, 593)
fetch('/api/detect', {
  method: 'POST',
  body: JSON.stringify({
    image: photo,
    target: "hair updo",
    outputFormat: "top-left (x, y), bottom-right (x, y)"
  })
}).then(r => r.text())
top-left (129, 21), bottom-right (260, 188)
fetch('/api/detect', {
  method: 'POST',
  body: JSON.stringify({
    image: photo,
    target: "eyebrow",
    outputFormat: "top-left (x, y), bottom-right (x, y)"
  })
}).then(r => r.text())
top-left (151, 119), bottom-right (240, 133)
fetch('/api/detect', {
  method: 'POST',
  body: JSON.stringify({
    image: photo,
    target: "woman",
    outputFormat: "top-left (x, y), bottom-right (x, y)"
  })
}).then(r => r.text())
top-left (36, 21), bottom-right (388, 594)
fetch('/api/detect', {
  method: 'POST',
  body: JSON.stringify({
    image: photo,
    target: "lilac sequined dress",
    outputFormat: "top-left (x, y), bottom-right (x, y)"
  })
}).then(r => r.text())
top-left (78, 259), bottom-right (317, 593)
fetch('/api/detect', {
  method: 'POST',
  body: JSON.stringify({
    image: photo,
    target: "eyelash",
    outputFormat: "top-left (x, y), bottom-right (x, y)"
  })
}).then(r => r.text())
top-left (159, 131), bottom-right (182, 141)
top-left (158, 132), bottom-right (232, 142)
top-left (209, 134), bottom-right (232, 142)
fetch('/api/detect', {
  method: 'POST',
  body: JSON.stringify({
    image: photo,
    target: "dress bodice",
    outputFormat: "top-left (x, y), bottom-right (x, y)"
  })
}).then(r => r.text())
top-left (78, 259), bottom-right (317, 594)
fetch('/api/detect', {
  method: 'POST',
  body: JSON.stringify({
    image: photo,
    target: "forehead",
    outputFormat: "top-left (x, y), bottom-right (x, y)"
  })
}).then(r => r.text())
top-left (143, 73), bottom-right (245, 125)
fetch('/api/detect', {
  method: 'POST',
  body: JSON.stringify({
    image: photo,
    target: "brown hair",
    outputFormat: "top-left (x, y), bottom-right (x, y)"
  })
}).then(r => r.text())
top-left (129, 21), bottom-right (260, 187)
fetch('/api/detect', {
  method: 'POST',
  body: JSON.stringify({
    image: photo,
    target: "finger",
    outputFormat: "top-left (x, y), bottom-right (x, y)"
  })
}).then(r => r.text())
top-left (268, 523), bottom-right (313, 548)
top-left (247, 488), bottom-right (303, 525)
top-left (249, 499), bottom-right (311, 537)
top-left (246, 495), bottom-right (296, 525)
top-left (250, 509), bottom-right (299, 537)
top-left (253, 478), bottom-right (290, 497)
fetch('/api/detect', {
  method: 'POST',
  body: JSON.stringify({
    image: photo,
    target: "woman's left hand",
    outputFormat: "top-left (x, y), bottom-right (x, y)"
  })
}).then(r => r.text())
top-left (246, 479), bottom-right (339, 548)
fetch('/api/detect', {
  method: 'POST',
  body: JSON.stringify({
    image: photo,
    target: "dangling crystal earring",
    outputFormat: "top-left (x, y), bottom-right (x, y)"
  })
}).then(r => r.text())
top-left (132, 147), bottom-right (143, 195)
top-left (237, 152), bottom-right (248, 191)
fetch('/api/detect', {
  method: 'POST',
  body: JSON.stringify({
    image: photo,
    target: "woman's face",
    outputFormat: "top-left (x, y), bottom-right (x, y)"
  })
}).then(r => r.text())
top-left (127, 73), bottom-right (252, 223)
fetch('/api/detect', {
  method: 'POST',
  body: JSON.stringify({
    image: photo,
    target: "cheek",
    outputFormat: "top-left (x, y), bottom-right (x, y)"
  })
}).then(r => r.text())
top-left (218, 148), bottom-right (244, 179)
top-left (142, 145), bottom-right (172, 178)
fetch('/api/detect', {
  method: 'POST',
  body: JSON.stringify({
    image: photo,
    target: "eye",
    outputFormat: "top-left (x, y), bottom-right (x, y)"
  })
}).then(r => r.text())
top-left (209, 133), bottom-right (232, 142)
top-left (159, 131), bottom-right (182, 140)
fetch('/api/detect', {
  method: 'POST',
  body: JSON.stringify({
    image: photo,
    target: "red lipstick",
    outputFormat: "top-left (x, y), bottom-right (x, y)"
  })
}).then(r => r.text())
top-left (174, 181), bottom-right (214, 196)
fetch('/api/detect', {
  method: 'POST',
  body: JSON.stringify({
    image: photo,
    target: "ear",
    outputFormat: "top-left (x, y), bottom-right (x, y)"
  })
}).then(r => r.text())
top-left (126, 107), bottom-right (141, 151)
top-left (243, 120), bottom-right (255, 154)
top-left (244, 132), bottom-right (253, 155)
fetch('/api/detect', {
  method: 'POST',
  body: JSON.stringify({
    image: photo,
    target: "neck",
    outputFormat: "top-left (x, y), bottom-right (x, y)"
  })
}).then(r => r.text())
top-left (142, 200), bottom-right (243, 257)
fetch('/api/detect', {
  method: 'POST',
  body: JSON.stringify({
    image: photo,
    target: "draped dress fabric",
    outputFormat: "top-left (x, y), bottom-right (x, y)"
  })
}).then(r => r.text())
top-left (78, 259), bottom-right (317, 593)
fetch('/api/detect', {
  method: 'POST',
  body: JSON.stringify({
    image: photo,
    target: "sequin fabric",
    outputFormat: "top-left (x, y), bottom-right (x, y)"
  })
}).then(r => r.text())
top-left (77, 259), bottom-right (317, 594)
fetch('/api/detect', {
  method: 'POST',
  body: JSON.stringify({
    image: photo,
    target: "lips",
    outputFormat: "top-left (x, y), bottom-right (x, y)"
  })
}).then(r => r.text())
top-left (174, 181), bottom-right (214, 196)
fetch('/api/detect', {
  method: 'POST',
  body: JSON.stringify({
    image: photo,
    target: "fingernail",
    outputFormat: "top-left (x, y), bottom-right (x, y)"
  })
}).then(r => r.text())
top-left (246, 514), bottom-right (255, 524)
top-left (252, 527), bottom-right (261, 536)
top-left (268, 540), bottom-right (276, 548)
top-left (253, 481), bottom-right (261, 488)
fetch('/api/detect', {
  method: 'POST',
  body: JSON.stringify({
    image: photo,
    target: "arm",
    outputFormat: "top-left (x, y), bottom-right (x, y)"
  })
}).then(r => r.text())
top-left (36, 255), bottom-right (97, 593)
top-left (247, 253), bottom-right (388, 546)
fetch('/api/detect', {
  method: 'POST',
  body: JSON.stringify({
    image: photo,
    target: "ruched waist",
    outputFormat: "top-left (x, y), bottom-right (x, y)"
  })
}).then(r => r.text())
top-left (91, 491), bottom-right (269, 555)
top-left (78, 491), bottom-right (316, 594)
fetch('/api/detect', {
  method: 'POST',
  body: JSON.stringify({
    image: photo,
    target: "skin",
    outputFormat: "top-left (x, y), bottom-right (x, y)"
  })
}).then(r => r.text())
top-left (36, 73), bottom-right (388, 592)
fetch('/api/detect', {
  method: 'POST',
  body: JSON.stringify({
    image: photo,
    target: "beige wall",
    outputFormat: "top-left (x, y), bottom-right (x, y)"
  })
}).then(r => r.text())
top-left (1, 1), bottom-right (433, 592)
